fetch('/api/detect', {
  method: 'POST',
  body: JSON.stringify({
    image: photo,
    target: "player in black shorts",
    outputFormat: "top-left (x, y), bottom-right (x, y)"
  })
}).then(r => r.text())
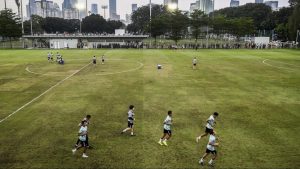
top-left (121, 105), bottom-right (135, 136)
top-left (199, 131), bottom-right (219, 166)
top-left (92, 56), bottom-right (96, 65)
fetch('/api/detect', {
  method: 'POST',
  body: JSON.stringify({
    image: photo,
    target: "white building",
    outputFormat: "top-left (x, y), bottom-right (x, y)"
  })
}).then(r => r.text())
top-left (189, 0), bottom-right (214, 14)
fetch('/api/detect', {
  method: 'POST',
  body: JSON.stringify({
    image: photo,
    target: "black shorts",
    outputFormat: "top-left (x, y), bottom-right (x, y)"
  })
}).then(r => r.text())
top-left (79, 140), bottom-right (87, 147)
top-left (102, 59), bottom-right (105, 62)
top-left (206, 148), bottom-right (217, 155)
top-left (193, 63), bottom-right (197, 66)
top-left (164, 129), bottom-right (172, 135)
top-left (205, 127), bottom-right (213, 134)
top-left (128, 121), bottom-right (134, 128)
top-left (93, 60), bottom-right (96, 64)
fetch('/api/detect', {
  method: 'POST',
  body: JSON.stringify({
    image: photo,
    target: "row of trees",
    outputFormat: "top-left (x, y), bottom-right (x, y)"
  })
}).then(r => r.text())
top-left (0, 1), bottom-right (299, 46)
top-left (128, 2), bottom-right (300, 44)
top-left (23, 14), bottom-right (124, 34)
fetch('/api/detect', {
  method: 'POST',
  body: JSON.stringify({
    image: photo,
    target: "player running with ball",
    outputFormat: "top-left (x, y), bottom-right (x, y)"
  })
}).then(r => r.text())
top-left (158, 110), bottom-right (173, 146)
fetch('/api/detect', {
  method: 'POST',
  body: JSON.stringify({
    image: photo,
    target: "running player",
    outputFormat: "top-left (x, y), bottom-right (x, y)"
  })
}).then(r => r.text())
top-left (158, 110), bottom-right (173, 146)
top-left (196, 112), bottom-right (219, 143)
top-left (76, 115), bottom-right (91, 148)
top-left (199, 131), bottom-right (219, 167)
top-left (92, 56), bottom-right (97, 65)
top-left (192, 57), bottom-right (197, 69)
top-left (72, 120), bottom-right (89, 158)
top-left (121, 105), bottom-right (135, 136)
top-left (50, 52), bottom-right (54, 62)
top-left (47, 52), bottom-right (51, 62)
top-left (101, 55), bottom-right (105, 64)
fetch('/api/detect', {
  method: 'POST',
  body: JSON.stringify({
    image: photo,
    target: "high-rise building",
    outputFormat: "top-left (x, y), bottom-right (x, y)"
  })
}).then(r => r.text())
top-left (91, 4), bottom-right (98, 14)
top-left (109, 0), bottom-right (117, 19)
top-left (62, 0), bottom-right (79, 19)
top-left (255, 0), bottom-right (264, 3)
top-left (264, 1), bottom-right (278, 10)
top-left (230, 0), bottom-right (240, 7)
top-left (132, 4), bottom-right (138, 13)
top-left (190, 0), bottom-right (214, 14)
top-left (26, 0), bottom-right (62, 18)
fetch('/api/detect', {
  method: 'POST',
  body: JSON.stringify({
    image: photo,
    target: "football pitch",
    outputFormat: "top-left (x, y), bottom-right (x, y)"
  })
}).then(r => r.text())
top-left (0, 49), bottom-right (299, 169)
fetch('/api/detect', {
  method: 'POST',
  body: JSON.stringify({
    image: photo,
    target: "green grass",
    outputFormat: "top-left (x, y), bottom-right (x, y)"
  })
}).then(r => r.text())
top-left (0, 49), bottom-right (299, 169)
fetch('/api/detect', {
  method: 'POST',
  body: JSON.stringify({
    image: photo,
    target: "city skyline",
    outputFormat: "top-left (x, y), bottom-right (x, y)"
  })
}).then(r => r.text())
top-left (1, 0), bottom-right (289, 20)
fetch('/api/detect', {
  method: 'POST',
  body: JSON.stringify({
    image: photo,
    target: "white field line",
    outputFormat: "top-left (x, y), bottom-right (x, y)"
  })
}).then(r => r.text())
top-left (0, 62), bottom-right (92, 123)
top-left (95, 61), bottom-right (144, 76)
top-left (269, 60), bottom-right (300, 67)
top-left (26, 59), bottom-right (143, 76)
top-left (26, 66), bottom-right (66, 76)
top-left (262, 59), bottom-right (297, 71)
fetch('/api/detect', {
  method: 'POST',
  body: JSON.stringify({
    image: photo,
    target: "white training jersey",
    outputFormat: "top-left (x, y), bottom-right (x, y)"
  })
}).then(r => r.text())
top-left (93, 57), bottom-right (96, 61)
top-left (78, 126), bottom-right (88, 141)
top-left (206, 115), bottom-right (215, 129)
top-left (128, 110), bottom-right (134, 123)
top-left (207, 134), bottom-right (216, 151)
top-left (163, 115), bottom-right (172, 130)
top-left (193, 59), bottom-right (197, 64)
top-left (48, 53), bottom-right (51, 57)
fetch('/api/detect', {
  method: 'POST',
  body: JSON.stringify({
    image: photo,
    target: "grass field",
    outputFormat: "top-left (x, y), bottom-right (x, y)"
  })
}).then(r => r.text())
top-left (0, 49), bottom-right (299, 169)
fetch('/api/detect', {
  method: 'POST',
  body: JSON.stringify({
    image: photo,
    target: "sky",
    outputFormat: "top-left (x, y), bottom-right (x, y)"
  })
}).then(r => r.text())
top-left (0, 0), bottom-right (290, 20)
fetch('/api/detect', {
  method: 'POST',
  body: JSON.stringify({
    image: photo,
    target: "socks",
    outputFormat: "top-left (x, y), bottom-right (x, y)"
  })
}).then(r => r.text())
top-left (209, 159), bottom-right (213, 164)
top-left (131, 132), bottom-right (134, 135)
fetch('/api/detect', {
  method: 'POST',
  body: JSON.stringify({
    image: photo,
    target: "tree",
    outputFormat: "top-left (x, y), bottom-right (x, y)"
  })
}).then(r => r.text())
top-left (81, 14), bottom-right (107, 33)
top-left (150, 13), bottom-right (168, 45)
top-left (24, 15), bottom-right (44, 35)
top-left (42, 17), bottom-right (79, 33)
top-left (106, 20), bottom-right (124, 34)
top-left (213, 3), bottom-right (273, 31)
top-left (167, 10), bottom-right (189, 44)
top-left (0, 9), bottom-right (22, 48)
top-left (288, 3), bottom-right (300, 43)
top-left (128, 4), bottom-right (168, 34)
top-left (190, 10), bottom-right (208, 42)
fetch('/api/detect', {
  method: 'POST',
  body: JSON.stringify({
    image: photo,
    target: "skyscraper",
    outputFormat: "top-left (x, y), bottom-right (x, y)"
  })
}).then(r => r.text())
top-left (132, 4), bottom-right (138, 13)
top-left (264, 1), bottom-right (278, 10)
top-left (230, 0), bottom-right (240, 7)
top-left (109, 0), bottom-right (117, 19)
top-left (255, 0), bottom-right (264, 3)
top-left (91, 4), bottom-right (98, 14)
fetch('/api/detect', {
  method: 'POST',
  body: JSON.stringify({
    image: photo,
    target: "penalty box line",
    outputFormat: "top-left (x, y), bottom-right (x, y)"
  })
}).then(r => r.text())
top-left (0, 62), bottom-right (92, 124)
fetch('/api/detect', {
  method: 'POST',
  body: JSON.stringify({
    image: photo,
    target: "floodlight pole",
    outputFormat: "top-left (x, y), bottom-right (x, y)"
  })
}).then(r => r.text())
top-left (149, 0), bottom-right (152, 48)
top-left (296, 29), bottom-right (299, 48)
top-left (21, 0), bottom-right (25, 48)
top-left (4, 0), bottom-right (7, 9)
top-left (29, 0), bottom-right (33, 35)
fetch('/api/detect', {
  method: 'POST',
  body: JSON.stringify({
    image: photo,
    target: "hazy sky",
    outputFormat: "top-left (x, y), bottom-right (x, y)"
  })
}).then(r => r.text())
top-left (1, 0), bottom-right (289, 20)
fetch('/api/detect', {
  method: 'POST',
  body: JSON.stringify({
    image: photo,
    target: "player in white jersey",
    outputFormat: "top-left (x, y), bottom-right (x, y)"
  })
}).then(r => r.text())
top-left (192, 57), bottom-right (197, 69)
top-left (196, 112), bottom-right (219, 143)
top-left (72, 120), bottom-right (89, 158)
top-left (47, 52), bottom-right (51, 62)
top-left (121, 105), bottom-right (135, 136)
top-left (76, 115), bottom-right (91, 148)
top-left (199, 131), bottom-right (219, 166)
top-left (101, 55), bottom-right (105, 64)
top-left (158, 111), bottom-right (173, 146)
